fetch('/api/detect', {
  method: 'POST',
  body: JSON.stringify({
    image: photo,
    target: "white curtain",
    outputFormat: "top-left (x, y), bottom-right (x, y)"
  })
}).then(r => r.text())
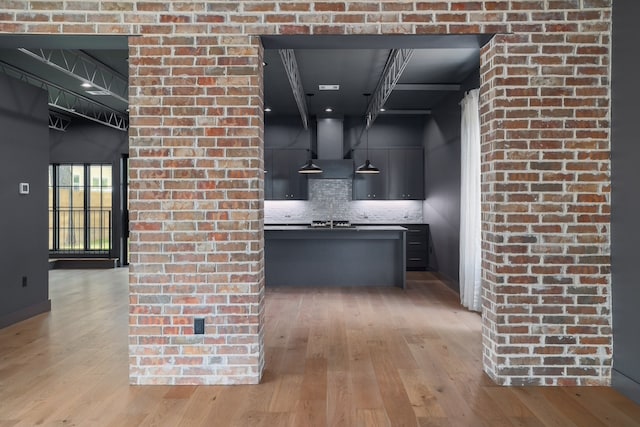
top-left (459, 89), bottom-right (482, 312)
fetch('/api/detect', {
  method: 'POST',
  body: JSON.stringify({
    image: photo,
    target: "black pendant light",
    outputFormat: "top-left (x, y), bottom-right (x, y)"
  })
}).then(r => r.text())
top-left (356, 94), bottom-right (380, 174)
top-left (298, 159), bottom-right (323, 174)
top-left (298, 149), bottom-right (323, 174)
top-left (356, 158), bottom-right (379, 174)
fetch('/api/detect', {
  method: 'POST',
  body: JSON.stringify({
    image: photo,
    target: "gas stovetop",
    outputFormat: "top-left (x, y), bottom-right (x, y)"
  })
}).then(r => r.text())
top-left (310, 220), bottom-right (354, 228)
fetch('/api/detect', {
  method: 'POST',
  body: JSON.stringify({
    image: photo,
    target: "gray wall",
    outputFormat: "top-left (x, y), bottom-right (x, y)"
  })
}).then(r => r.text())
top-left (0, 74), bottom-right (50, 327)
top-left (422, 72), bottom-right (479, 290)
top-left (266, 114), bottom-right (425, 155)
top-left (611, 0), bottom-right (640, 404)
top-left (49, 119), bottom-right (128, 263)
top-left (345, 115), bottom-right (425, 152)
top-left (264, 115), bottom-right (312, 150)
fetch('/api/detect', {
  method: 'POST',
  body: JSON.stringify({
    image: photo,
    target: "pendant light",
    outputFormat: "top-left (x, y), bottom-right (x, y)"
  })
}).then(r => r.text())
top-left (298, 149), bottom-right (323, 174)
top-left (356, 94), bottom-right (380, 174)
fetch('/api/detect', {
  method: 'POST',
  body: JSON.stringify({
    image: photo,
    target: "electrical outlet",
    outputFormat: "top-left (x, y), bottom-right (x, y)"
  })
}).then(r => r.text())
top-left (22, 276), bottom-right (27, 287)
top-left (194, 318), bottom-right (205, 335)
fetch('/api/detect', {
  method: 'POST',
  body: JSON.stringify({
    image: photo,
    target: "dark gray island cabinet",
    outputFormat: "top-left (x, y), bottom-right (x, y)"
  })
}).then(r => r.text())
top-left (264, 225), bottom-right (407, 288)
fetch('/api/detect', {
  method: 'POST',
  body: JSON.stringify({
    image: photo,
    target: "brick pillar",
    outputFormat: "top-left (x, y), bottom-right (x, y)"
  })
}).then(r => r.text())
top-left (128, 35), bottom-right (265, 385)
top-left (480, 33), bottom-right (612, 386)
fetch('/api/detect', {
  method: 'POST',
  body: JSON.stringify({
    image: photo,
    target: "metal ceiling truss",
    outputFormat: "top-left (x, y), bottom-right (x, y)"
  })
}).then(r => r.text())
top-left (366, 49), bottom-right (414, 128)
top-left (0, 61), bottom-right (128, 131)
top-left (17, 48), bottom-right (128, 104)
top-left (48, 112), bottom-right (71, 131)
top-left (279, 49), bottom-right (309, 129)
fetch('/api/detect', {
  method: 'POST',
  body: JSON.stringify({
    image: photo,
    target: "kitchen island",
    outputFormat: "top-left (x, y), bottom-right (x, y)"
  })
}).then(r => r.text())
top-left (264, 225), bottom-right (406, 288)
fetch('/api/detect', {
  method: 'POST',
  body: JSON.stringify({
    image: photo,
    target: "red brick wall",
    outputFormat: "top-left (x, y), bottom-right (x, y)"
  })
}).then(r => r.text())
top-left (0, 0), bottom-right (612, 386)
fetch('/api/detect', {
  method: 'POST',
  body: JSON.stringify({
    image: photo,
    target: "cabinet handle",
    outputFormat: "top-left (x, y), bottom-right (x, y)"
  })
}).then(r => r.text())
top-left (409, 242), bottom-right (422, 245)
top-left (409, 258), bottom-right (423, 261)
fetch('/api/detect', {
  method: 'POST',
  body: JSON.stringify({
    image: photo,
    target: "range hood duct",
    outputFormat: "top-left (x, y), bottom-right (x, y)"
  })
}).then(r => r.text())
top-left (311, 118), bottom-right (353, 179)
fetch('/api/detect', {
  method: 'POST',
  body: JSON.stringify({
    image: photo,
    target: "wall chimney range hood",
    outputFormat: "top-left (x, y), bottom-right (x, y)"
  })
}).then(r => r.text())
top-left (307, 117), bottom-right (353, 179)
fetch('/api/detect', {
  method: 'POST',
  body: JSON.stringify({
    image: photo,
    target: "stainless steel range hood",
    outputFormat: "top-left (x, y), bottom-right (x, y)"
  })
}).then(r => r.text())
top-left (310, 118), bottom-right (353, 179)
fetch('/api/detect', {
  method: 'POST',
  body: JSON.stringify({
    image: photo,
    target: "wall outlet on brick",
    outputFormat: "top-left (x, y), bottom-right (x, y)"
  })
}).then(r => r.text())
top-left (194, 318), bottom-right (205, 335)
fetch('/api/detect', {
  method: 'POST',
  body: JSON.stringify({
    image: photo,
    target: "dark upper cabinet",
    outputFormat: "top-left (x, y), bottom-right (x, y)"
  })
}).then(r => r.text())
top-left (352, 148), bottom-right (388, 200)
top-left (388, 148), bottom-right (424, 200)
top-left (353, 148), bottom-right (424, 200)
top-left (267, 149), bottom-right (308, 200)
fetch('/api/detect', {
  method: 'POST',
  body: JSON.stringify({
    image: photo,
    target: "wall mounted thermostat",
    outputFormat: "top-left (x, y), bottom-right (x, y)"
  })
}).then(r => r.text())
top-left (19, 183), bottom-right (29, 195)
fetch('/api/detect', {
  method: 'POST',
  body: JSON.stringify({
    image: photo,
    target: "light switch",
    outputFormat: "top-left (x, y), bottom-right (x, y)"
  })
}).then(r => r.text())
top-left (19, 183), bottom-right (29, 195)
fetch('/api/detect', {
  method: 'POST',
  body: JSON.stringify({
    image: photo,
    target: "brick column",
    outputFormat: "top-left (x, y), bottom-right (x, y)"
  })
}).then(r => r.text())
top-left (480, 31), bottom-right (612, 386)
top-left (127, 34), bottom-right (265, 385)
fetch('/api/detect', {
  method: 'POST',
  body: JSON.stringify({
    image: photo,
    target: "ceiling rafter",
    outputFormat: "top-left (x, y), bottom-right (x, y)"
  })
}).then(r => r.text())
top-left (394, 83), bottom-right (461, 91)
top-left (278, 49), bottom-right (309, 130)
top-left (0, 61), bottom-right (129, 131)
top-left (17, 48), bottom-right (128, 104)
top-left (366, 49), bottom-right (414, 128)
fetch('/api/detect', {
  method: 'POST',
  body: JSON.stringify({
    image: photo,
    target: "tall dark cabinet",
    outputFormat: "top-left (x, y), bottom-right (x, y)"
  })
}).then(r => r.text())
top-left (611, 0), bottom-right (640, 404)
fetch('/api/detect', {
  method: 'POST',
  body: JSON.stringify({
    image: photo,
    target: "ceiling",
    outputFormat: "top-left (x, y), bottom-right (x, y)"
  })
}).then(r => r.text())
top-left (0, 34), bottom-right (490, 131)
top-left (0, 35), bottom-right (129, 131)
top-left (263, 35), bottom-right (491, 121)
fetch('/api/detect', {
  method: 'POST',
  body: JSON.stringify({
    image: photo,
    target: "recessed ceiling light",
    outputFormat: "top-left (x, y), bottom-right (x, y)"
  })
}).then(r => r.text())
top-left (81, 82), bottom-right (92, 88)
top-left (263, 61), bottom-right (267, 66)
top-left (319, 84), bottom-right (340, 91)
top-left (380, 108), bottom-right (386, 112)
top-left (325, 107), bottom-right (333, 113)
top-left (264, 107), bottom-right (272, 112)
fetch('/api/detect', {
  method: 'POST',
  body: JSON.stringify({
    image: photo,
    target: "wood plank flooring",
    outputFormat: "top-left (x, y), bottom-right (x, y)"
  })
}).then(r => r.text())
top-left (1, 269), bottom-right (639, 426)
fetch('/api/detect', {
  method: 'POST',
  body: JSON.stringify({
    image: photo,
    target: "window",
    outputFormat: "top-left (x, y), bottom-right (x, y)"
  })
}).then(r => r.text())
top-left (49, 164), bottom-right (113, 255)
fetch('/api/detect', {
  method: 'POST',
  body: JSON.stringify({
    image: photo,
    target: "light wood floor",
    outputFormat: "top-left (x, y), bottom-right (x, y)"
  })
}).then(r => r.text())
top-left (1, 269), bottom-right (639, 426)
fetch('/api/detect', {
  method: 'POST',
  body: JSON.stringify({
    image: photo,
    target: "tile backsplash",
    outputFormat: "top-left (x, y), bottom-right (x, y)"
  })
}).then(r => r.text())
top-left (265, 179), bottom-right (423, 224)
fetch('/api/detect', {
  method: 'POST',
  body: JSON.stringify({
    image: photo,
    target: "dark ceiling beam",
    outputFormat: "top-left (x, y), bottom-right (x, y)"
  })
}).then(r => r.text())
top-left (17, 48), bottom-right (128, 104)
top-left (0, 61), bottom-right (129, 131)
top-left (379, 109), bottom-right (432, 115)
top-left (278, 49), bottom-right (309, 129)
top-left (394, 84), bottom-right (461, 91)
top-left (366, 49), bottom-right (414, 128)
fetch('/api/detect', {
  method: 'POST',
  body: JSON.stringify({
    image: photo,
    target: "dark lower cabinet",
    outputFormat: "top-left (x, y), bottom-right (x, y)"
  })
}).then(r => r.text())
top-left (368, 223), bottom-right (429, 270)
top-left (404, 224), bottom-right (429, 271)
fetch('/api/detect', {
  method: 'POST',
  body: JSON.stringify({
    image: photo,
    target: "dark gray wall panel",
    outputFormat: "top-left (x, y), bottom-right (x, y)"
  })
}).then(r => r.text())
top-left (345, 115), bottom-right (425, 152)
top-left (611, 0), bottom-right (640, 404)
top-left (0, 74), bottom-right (50, 327)
top-left (422, 72), bottom-right (479, 291)
top-left (264, 115), bottom-right (313, 150)
top-left (49, 119), bottom-right (128, 163)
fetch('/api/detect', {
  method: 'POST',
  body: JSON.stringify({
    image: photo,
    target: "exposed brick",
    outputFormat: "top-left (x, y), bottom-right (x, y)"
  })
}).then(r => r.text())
top-left (3, 0), bottom-right (611, 388)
